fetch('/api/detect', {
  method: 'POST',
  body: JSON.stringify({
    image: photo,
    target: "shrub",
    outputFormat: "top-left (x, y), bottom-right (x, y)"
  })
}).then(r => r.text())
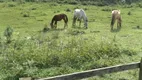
top-left (0, 31), bottom-right (137, 79)
top-left (21, 11), bottom-right (30, 17)
top-left (68, 0), bottom-right (78, 5)
top-left (102, 8), bottom-right (111, 12)
top-left (49, 3), bottom-right (58, 6)
top-left (137, 3), bottom-right (142, 8)
top-left (128, 11), bottom-right (132, 15)
top-left (7, 3), bottom-right (16, 7)
top-left (65, 8), bottom-right (71, 12)
top-left (67, 29), bottom-right (85, 35)
top-left (4, 26), bottom-right (13, 43)
top-left (42, 24), bottom-right (50, 32)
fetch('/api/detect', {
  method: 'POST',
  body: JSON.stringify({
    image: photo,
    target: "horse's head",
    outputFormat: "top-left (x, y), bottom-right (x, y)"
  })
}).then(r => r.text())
top-left (83, 14), bottom-right (88, 29)
top-left (86, 17), bottom-right (88, 22)
top-left (85, 22), bottom-right (88, 28)
top-left (50, 23), bottom-right (54, 29)
top-left (84, 18), bottom-right (88, 29)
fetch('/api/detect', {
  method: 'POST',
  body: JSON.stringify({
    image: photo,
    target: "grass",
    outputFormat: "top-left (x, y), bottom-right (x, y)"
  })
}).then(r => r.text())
top-left (0, 2), bottom-right (142, 80)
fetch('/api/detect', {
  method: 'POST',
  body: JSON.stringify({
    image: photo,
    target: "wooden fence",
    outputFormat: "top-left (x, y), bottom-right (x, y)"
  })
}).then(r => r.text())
top-left (20, 59), bottom-right (142, 80)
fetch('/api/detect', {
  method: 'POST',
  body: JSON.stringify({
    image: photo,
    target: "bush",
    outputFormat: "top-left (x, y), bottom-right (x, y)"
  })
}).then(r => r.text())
top-left (0, 31), bottom-right (137, 79)
top-left (102, 7), bottom-right (112, 11)
top-left (21, 11), bottom-right (30, 17)
top-left (7, 3), bottom-right (16, 7)
top-left (68, 0), bottom-right (78, 5)
top-left (65, 8), bottom-right (71, 12)
top-left (128, 11), bottom-right (132, 15)
top-left (4, 26), bottom-right (13, 43)
top-left (137, 3), bottom-right (142, 8)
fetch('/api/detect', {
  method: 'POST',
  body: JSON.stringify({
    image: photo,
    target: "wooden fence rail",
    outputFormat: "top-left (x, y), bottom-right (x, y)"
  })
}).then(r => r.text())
top-left (20, 59), bottom-right (142, 80)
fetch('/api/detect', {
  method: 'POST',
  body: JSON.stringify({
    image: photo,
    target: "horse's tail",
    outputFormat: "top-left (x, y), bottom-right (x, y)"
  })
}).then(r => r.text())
top-left (64, 14), bottom-right (68, 23)
top-left (118, 15), bottom-right (122, 27)
top-left (111, 14), bottom-right (115, 26)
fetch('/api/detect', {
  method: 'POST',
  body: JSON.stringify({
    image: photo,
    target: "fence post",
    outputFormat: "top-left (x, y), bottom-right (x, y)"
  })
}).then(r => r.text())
top-left (139, 58), bottom-right (142, 80)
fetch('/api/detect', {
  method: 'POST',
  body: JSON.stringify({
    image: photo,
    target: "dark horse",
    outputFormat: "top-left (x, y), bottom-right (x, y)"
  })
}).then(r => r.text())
top-left (50, 13), bottom-right (68, 29)
top-left (111, 10), bottom-right (122, 31)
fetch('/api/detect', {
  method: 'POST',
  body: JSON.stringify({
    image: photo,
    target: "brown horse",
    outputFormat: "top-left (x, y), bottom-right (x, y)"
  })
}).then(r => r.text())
top-left (50, 13), bottom-right (68, 29)
top-left (111, 10), bottom-right (122, 31)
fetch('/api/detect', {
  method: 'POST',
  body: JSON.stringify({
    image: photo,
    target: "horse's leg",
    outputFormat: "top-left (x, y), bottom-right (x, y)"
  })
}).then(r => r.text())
top-left (72, 17), bottom-right (76, 27)
top-left (78, 17), bottom-right (82, 27)
top-left (117, 18), bottom-right (121, 30)
top-left (119, 18), bottom-right (122, 28)
top-left (64, 22), bottom-right (68, 28)
top-left (79, 19), bottom-right (81, 27)
top-left (72, 17), bottom-right (75, 26)
top-left (117, 20), bottom-right (119, 29)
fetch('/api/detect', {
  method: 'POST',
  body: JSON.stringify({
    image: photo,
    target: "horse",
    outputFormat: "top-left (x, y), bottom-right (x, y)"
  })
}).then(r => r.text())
top-left (50, 13), bottom-right (68, 29)
top-left (111, 10), bottom-right (122, 31)
top-left (72, 9), bottom-right (88, 29)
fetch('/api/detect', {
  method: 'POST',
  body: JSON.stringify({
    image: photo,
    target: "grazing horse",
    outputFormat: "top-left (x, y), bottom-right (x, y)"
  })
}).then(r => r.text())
top-left (50, 13), bottom-right (68, 29)
top-left (72, 9), bottom-right (88, 29)
top-left (111, 10), bottom-right (122, 31)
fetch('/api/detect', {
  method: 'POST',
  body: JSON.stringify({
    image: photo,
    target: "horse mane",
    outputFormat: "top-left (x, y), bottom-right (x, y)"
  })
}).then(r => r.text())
top-left (81, 9), bottom-right (88, 22)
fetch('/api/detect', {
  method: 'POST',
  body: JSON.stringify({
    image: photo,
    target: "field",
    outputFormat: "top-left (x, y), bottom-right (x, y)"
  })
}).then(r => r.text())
top-left (0, 2), bottom-right (142, 80)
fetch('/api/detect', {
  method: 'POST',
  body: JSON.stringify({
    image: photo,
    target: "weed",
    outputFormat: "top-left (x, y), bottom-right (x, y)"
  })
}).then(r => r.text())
top-left (128, 11), bottom-right (131, 15)
top-left (65, 8), bottom-right (71, 12)
top-left (4, 26), bottom-right (13, 43)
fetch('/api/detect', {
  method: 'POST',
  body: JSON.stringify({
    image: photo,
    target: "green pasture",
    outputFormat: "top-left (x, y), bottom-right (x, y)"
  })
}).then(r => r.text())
top-left (0, 2), bottom-right (142, 80)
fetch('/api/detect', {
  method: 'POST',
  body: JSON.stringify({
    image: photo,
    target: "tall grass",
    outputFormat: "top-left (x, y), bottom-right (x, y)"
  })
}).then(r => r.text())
top-left (0, 29), bottom-right (136, 79)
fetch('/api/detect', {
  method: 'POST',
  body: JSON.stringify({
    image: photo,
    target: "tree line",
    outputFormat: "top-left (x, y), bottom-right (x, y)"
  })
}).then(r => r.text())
top-left (0, 0), bottom-right (141, 5)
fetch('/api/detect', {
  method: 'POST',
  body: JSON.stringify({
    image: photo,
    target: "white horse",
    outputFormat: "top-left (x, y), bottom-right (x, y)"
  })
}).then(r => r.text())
top-left (72, 9), bottom-right (88, 29)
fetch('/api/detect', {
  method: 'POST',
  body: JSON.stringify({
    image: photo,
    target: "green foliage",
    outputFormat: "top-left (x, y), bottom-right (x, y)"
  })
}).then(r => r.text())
top-left (102, 7), bottom-right (112, 12)
top-left (21, 10), bottom-right (30, 17)
top-left (0, 33), bottom-right (137, 79)
top-left (137, 3), bottom-right (142, 8)
top-left (7, 3), bottom-right (16, 7)
top-left (67, 29), bottom-right (85, 35)
top-left (4, 26), bottom-right (13, 43)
